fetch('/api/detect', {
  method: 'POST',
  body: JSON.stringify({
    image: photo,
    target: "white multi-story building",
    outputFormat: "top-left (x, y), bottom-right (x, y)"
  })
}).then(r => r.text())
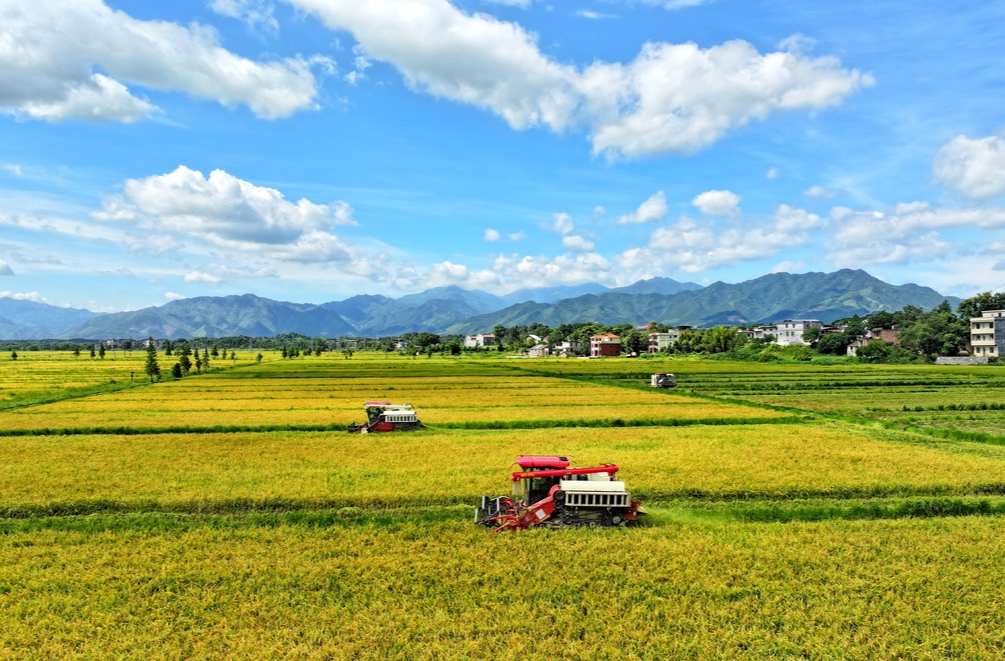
top-left (970, 310), bottom-right (1005, 358)
top-left (743, 325), bottom-right (778, 341)
top-left (647, 326), bottom-right (691, 353)
top-left (463, 333), bottom-right (497, 348)
top-left (773, 319), bottom-right (823, 346)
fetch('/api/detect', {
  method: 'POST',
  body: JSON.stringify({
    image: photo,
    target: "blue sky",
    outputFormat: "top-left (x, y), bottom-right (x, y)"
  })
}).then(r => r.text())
top-left (2, 0), bottom-right (1005, 311)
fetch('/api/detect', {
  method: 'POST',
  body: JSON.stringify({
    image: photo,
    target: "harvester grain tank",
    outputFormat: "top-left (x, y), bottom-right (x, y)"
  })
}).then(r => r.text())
top-left (476, 455), bottom-right (645, 531)
top-left (650, 373), bottom-right (677, 388)
top-left (347, 401), bottom-right (423, 433)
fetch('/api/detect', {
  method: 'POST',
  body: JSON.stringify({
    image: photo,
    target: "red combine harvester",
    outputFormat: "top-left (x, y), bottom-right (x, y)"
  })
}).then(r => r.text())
top-left (347, 401), bottom-right (423, 433)
top-left (475, 455), bottom-right (645, 531)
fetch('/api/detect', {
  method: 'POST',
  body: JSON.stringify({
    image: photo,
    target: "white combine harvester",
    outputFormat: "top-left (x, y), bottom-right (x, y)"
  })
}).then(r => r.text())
top-left (650, 373), bottom-right (677, 388)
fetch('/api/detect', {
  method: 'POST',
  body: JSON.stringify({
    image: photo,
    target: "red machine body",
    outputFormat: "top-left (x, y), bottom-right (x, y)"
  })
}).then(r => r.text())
top-left (475, 455), bottom-right (645, 532)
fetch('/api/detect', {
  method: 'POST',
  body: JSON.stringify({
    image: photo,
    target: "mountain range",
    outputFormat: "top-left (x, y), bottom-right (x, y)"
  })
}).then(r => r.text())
top-left (0, 270), bottom-right (958, 340)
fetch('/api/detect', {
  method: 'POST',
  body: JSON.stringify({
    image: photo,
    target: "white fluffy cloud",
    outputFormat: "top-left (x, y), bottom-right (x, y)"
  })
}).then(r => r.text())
top-left (184, 271), bottom-right (223, 285)
top-left (828, 202), bottom-right (1005, 266)
top-left (933, 135), bottom-right (1005, 199)
top-left (549, 212), bottom-right (575, 235)
top-left (562, 235), bottom-right (595, 252)
top-left (183, 263), bottom-right (277, 285)
top-left (692, 189), bottom-right (740, 216)
top-left (95, 166), bottom-right (359, 263)
top-left (288, 0), bottom-right (870, 158)
top-left (618, 191), bottom-right (668, 224)
top-left (804, 185), bottom-right (843, 200)
top-left (629, 204), bottom-right (821, 272)
top-left (0, 0), bottom-right (323, 122)
top-left (0, 291), bottom-right (46, 303)
top-left (484, 228), bottom-right (502, 242)
top-left (164, 292), bottom-right (186, 301)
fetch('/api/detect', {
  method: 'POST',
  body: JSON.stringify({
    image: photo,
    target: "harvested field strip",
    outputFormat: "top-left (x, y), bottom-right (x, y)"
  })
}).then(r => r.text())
top-left (433, 416), bottom-right (803, 430)
top-left (0, 401), bottom-right (785, 430)
top-left (0, 416), bottom-right (805, 437)
top-left (4, 425), bottom-right (1005, 516)
top-left (7, 496), bottom-right (1005, 533)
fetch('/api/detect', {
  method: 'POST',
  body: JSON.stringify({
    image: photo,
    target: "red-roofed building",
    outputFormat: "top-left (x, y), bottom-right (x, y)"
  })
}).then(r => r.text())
top-left (463, 333), bottom-right (497, 348)
top-left (591, 333), bottom-right (621, 357)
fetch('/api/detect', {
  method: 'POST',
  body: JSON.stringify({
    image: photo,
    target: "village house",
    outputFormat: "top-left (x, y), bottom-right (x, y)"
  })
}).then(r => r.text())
top-left (647, 327), bottom-right (691, 353)
top-left (553, 340), bottom-right (582, 356)
top-left (527, 344), bottom-right (550, 357)
top-left (970, 310), bottom-right (1005, 358)
top-left (743, 325), bottom-right (777, 341)
top-left (773, 320), bottom-right (823, 346)
top-left (847, 328), bottom-right (901, 356)
top-left (463, 333), bottom-right (497, 348)
top-left (591, 333), bottom-right (621, 357)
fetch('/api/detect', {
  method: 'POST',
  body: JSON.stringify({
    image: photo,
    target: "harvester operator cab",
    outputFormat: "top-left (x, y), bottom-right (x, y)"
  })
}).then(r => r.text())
top-left (514, 455), bottom-right (570, 505)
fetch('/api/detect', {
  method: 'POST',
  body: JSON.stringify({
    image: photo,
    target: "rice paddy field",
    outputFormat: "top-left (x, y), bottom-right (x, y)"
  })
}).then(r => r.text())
top-left (3, 351), bottom-right (1005, 658)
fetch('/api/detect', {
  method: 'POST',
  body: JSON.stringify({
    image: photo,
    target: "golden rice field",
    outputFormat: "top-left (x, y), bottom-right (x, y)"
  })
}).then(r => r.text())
top-left (3, 352), bottom-right (1005, 658)
top-left (4, 518), bottom-right (1005, 658)
top-left (4, 424), bottom-right (1004, 515)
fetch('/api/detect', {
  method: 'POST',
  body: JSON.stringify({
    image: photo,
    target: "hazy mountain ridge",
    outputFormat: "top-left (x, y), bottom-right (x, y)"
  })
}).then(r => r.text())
top-left (0, 298), bottom-right (102, 340)
top-left (447, 270), bottom-right (958, 334)
top-left (0, 270), bottom-right (959, 340)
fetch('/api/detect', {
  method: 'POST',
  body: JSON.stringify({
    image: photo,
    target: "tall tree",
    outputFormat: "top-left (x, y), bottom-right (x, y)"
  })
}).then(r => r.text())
top-left (957, 292), bottom-right (1005, 321)
top-left (143, 338), bottom-right (161, 382)
top-left (178, 345), bottom-right (192, 374)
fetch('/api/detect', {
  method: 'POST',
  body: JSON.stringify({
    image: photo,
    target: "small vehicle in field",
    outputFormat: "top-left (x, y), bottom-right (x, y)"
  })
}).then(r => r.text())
top-left (347, 401), bottom-right (423, 433)
top-left (475, 455), bottom-right (645, 531)
top-left (650, 372), bottom-right (677, 388)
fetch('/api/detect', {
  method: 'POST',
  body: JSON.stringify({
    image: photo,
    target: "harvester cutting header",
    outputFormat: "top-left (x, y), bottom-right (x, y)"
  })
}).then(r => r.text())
top-left (476, 455), bottom-right (645, 531)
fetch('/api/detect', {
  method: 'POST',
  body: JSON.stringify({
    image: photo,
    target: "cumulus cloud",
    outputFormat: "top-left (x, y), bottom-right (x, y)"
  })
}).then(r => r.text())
top-left (933, 134), bottom-right (1005, 199)
top-left (95, 166), bottom-right (359, 262)
top-left (0, 0), bottom-right (324, 122)
top-left (0, 260), bottom-right (14, 276)
top-left (164, 292), bottom-right (186, 301)
top-left (492, 252), bottom-right (614, 287)
top-left (562, 235), bottom-right (595, 252)
top-left (0, 291), bottom-right (47, 303)
top-left (508, 231), bottom-right (527, 241)
top-left (184, 271), bottom-right (223, 285)
top-left (628, 204), bottom-right (821, 272)
top-left (288, 0), bottom-right (870, 158)
top-left (184, 263), bottom-right (278, 284)
top-left (415, 250), bottom-right (629, 292)
top-left (618, 191), bottom-right (668, 224)
top-left (549, 212), bottom-right (575, 235)
top-left (804, 185), bottom-right (843, 200)
top-left (828, 202), bottom-right (1005, 266)
top-left (692, 189), bottom-right (740, 216)
top-left (483, 228), bottom-right (501, 242)
top-left (766, 167), bottom-right (780, 179)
